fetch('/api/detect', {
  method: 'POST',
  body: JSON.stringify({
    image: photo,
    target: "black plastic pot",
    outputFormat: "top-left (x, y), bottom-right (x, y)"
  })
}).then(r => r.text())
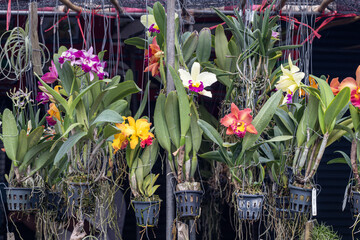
top-left (5, 187), bottom-right (42, 211)
top-left (351, 191), bottom-right (360, 215)
top-left (275, 195), bottom-right (291, 219)
top-left (174, 190), bottom-right (202, 219)
top-left (289, 184), bottom-right (312, 213)
top-left (132, 200), bottom-right (161, 227)
top-left (236, 193), bottom-right (264, 221)
top-left (67, 182), bottom-right (94, 212)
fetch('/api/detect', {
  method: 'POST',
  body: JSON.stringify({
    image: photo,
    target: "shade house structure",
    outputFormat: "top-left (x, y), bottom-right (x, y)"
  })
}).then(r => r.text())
top-left (0, 0), bottom-right (360, 239)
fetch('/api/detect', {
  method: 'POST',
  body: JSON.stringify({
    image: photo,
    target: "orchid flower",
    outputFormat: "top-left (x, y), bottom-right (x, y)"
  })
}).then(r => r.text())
top-left (41, 61), bottom-right (58, 84)
top-left (59, 48), bottom-right (81, 65)
top-left (275, 55), bottom-right (305, 104)
top-left (329, 66), bottom-right (360, 107)
top-left (144, 37), bottom-right (163, 77)
top-left (140, 15), bottom-right (160, 33)
top-left (220, 103), bottom-right (257, 138)
top-left (46, 103), bottom-right (60, 126)
top-left (179, 62), bottom-right (217, 98)
top-left (112, 117), bottom-right (154, 151)
top-left (35, 92), bottom-right (49, 104)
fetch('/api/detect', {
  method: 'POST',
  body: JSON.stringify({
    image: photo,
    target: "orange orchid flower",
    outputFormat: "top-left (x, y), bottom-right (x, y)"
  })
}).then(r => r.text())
top-left (329, 66), bottom-right (360, 107)
top-left (47, 103), bottom-right (60, 121)
top-left (144, 37), bottom-right (164, 77)
top-left (220, 103), bottom-right (257, 138)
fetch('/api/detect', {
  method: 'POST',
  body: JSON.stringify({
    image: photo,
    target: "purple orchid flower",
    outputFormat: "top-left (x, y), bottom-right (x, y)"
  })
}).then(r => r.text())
top-left (93, 61), bottom-right (108, 80)
top-left (149, 24), bottom-right (160, 33)
top-left (41, 61), bottom-right (58, 84)
top-left (59, 48), bottom-right (82, 65)
top-left (36, 92), bottom-right (49, 104)
top-left (75, 47), bottom-right (100, 73)
top-left (272, 31), bottom-right (279, 38)
top-left (46, 116), bottom-right (57, 126)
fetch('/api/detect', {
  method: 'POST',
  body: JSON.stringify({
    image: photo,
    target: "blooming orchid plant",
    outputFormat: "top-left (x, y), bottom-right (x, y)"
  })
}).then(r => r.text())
top-left (35, 46), bottom-right (141, 183)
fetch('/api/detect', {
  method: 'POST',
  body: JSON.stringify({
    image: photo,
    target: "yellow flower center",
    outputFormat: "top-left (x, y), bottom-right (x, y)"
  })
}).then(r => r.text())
top-left (236, 121), bottom-right (246, 132)
top-left (192, 81), bottom-right (201, 88)
top-left (154, 51), bottom-right (164, 58)
top-left (357, 87), bottom-right (360, 95)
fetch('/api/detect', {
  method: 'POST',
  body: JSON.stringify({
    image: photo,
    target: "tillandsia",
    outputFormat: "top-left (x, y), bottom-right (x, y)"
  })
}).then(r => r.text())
top-left (111, 116), bottom-right (160, 200)
top-left (34, 46), bottom-right (141, 183)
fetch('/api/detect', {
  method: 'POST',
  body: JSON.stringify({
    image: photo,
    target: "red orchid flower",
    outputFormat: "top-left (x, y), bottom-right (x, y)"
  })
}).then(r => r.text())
top-left (144, 37), bottom-right (163, 77)
top-left (329, 66), bottom-right (360, 107)
top-left (220, 103), bottom-right (258, 138)
top-left (41, 61), bottom-right (58, 84)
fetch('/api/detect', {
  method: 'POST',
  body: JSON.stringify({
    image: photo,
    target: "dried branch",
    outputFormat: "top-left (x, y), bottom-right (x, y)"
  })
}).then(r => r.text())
top-left (59, 0), bottom-right (82, 13)
top-left (109, 0), bottom-right (123, 15)
top-left (316, 0), bottom-right (335, 12)
top-left (276, 0), bottom-right (287, 11)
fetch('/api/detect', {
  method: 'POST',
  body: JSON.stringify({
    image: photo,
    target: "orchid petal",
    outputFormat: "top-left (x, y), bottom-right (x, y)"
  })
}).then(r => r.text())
top-left (199, 89), bottom-right (212, 98)
top-left (220, 114), bottom-right (237, 127)
top-left (356, 65), bottom-right (360, 86)
top-left (191, 62), bottom-right (201, 81)
top-left (140, 15), bottom-right (156, 29)
top-left (179, 69), bottom-right (192, 87)
top-left (238, 108), bottom-right (253, 124)
top-left (246, 124), bottom-right (258, 134)
top-left (197, 72), bottom-right (217, 87)
top-left (230, 103), bottom-right (240, 120)
top-left (226, 127), bottom-right (234, 135)
top-left (339, 77), bottom-right (357, 92)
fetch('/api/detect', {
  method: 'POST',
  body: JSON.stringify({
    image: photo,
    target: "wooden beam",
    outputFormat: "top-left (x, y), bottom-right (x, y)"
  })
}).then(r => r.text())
top-left (29, 2), bottom-right (43, 76)
top-left (109, 0), bottom-right (123, 15)
top-left (316, 0), bottom-right (335, 12)
top-left (58, 0), bottom-right (82, 13)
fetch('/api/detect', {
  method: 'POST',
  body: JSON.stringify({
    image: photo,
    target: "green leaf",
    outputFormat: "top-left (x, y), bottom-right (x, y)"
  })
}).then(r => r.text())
top-left (182, 31), bottom-right (198, 62)
top-left (153, 2), bottom-right (166, 37)
top-left (324, 87), bottom-right (350, 133)
top-left (241, 91), bottom-right (282, 154)
top-left (134, 80), bottom-right (150, 120)
top-left (54, 132), bottom-right (87, 165)
top-left (16, 130), bottom-right (28, 164)
top-left (19, 141), bottom-right (54, 173)
top-left (350, 104), bottom-right (359, 131)
top-left (296, 94), bottom-right (319, 146)
top-left (332, 150), bottom-right (351, 168)
top-left (2, 109), bottom-right (18, 163)
top-left (50, 123), bottom-right (83, 151)
top-left (165, 91), bottom-right (181, 148)
top-left (190, 104), bottom-right (202, 153)
top-left (267, 45), bottom-right (302, 55)
top-left (29, 149), bottom-right (58, 178)
top-left (154, 93), bottom-right (172, 154)
top-left (106, 99), bottom-right (128, 114)
top-left (199, 150), bottom-right (226, 163)
top-left (135, 158), bottom-right (144, 194)
top-left (53, 54), bottom-right (74, 95)
top-left (312, 75), bottom-right (334, 109)
top-left (170, 66), bottom-right (191, 146)
top-left (103, 80), bottom-right (141, 107)
top-left (104, 125), bottom-right (121, 139)
top-left (27, 126), bottom-right (44, 150)
top-left (215, 25), bottom-right (231, 70)
top-left (141, 140), bottom-right (159, 177)
top-left (92, 109), bottom-right (123, 125)
top-left (196, 28), bottom-right (212, 63)
top-left (37, 76), bottom-right (69, 113)
top-left (69, 80), bottom-right (103, 115)
top-left (327, 158), bottom-right (348, 165)
top-left (124, 37), bottom-right (147, 49)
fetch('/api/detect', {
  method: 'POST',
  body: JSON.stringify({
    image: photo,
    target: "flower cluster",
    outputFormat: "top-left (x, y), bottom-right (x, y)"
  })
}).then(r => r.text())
top-left (112, 117), bottom-right (154, 153)
top-left (144, 37), bottom-right (164, 77)
top-left (46, 103), bottom-right (60, 126)
top-left (59, 47), bottom-right (108, 81)
top-left (275, 55), bottom-right (305, 104)
top-left (329, 66), bottom-right (360, 107)
top-left (220, 103), bottom-right (257, 138)
top-left (179, 62), bottom-right (217, 98)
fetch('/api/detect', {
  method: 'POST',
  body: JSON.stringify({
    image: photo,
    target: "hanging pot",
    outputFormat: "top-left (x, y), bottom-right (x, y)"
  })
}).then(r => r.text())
top-left (289, 184), bottom-right (312, 213)
top-left (275, 195), bottom-right (291, 219)
top-left (5, 187), bottom-right (42, 212)
top-left (175, 190), bottom-right (202, 219)
top-left (235, 193), bottom-right (264, 221)
top-left (132, 200), bottom-right (161, 227)
top-left (45, 191), bottom-right (66, 221)
top-left (350, 190), bottom-right (360, 216)
top-left (67, 182), bottom-right (95, 212)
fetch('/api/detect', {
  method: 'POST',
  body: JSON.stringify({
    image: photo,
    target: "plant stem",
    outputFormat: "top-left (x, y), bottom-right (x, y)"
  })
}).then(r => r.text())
top-left (351, 138), bottom-right (360, 187)
top-left (305, 139), bottom-right (319, 177)
top-left (292, 147), bottom-right (300, 174)
top-left (303, 132), bottom-right (329, 183)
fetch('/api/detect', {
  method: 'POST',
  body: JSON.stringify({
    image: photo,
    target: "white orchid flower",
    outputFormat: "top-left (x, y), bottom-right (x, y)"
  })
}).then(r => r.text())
top-left (140, 13), bottom-right (178, 34)
top-left (179, 62), bottom-right (217, 98)
top-left (275, 54), bottom-right (305, 102)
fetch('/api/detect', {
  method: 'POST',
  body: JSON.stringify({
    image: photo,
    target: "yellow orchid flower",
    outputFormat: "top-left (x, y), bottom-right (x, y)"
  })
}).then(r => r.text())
top-left (47, 103), bottom-right (60, 121)
top-left (112, 132), bottom-right (128, 153)
top-left (54, 85), bottom-right (63, 94)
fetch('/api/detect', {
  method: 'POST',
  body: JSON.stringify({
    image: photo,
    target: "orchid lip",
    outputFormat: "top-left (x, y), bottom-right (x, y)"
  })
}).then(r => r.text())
top-left (188, 80), bottom-right (204, 93)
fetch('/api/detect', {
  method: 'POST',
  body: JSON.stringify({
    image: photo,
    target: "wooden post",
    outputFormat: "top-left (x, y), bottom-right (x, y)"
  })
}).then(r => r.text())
top-left (316, 0), bottom-right (335, 12)
top-left (304, 220), bottom-right (316, 240)
top-left (29, 1), bottom-right (43, 76)
top-left (166, 0), bottom-right (176, 239)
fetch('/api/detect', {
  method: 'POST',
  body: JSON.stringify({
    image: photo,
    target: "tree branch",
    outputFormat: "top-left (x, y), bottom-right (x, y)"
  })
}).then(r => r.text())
top-left (59, 0), bottom-right (82, 13)
top-left (109, 0), bottom-right (123, 15)
top-left (316, 0), bottom-right (335, 12)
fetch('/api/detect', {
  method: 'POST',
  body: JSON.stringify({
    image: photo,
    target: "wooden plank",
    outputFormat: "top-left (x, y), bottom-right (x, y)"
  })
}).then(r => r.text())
top-left (29, 2), bottom-right (43, 76)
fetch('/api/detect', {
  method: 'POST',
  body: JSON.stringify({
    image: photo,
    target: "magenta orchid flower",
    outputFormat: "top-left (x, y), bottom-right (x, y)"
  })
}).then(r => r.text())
top-left (46, 116), bottom-right (57, 126)
top-left (35, 92), bottom-right (49, 104)
top-left (41, 61), bottom-right (58, 84)
top-left (59, 48), bottom-right (81, 65)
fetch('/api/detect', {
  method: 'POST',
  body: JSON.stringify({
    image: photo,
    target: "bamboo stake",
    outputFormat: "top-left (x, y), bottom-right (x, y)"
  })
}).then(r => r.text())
top-left (166, 0), bottom-right (176, 239)
top-left (29, 2), bottom-right (43, 76)
top-left (304, 220), bottom-right (315, 240)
